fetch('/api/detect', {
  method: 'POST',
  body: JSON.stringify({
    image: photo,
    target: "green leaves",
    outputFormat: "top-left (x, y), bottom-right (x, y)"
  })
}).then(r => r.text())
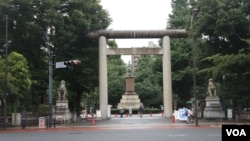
top-left (107, 54), bottom-right (126, 106)
top-left (0, 52), bottom-right (31, 112)
top-left (197, 0), bottom-right (250, 53)
top-left (7, 52), bottom-right (31, 97)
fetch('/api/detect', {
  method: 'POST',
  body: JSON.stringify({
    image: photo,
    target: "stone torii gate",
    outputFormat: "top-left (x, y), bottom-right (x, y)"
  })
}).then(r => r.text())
top-left (86, 29), bottom-right (187, 119)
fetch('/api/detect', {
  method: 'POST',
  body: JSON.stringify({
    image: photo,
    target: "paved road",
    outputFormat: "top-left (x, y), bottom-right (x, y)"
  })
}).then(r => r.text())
top-left (1, 115), bottom-right (223, 141)
top-left (0, 114), bottom-right (250, 134)
top-left (0, 113), bottom-right (249, 139)
top-left (0, 127), bottom-right (221, 141)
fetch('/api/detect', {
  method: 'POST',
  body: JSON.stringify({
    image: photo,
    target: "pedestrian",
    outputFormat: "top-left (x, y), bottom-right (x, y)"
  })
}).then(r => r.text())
top-left (120, 108), bottom-right (124, 118)
top-left (187, 108), bottom-right (194, 124)
top-left (138, 104), bottom-right (144, 118)
top-left (129, 107), bottom-right (132, 116)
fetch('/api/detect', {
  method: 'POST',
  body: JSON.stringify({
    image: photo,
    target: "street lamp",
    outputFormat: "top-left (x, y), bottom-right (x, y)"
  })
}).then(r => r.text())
top-left (2, 15), bottom-right (8, 130)
top-left (41, 34), bottom-right (55, 128)
top-left (191, 8), bottom-right (199, 126)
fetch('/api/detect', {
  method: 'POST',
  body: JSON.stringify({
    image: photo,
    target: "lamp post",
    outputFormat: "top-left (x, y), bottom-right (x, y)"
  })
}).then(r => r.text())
top-left (191, 8), bottom-right (199, 126)
top-left (42, 34), bottom-right (55, 128)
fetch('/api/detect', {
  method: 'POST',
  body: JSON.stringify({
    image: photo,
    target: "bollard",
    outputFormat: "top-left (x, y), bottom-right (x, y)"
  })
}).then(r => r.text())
top-left (171, 114), bottom-right (175, 123)
top-left (21, 111), bottom-right (27, 129)
top-left (91, 116), bottom-right (96, 125)
top-left (53, 118), bottom-right (56, 128)
top-left (150, 112), bottom-right (152, 117)
top-left (85, 114), bottom-right (88, 120)
top-left (115, 112), bottom-right (117, 117)
top-left (0, 121), bottom-right (2, 130)
top-left (162, 112), bottom-right (164, 117)
top-left (46, 117), bottom-right (49, 128)
top-left (21, 118), bottom-right (26, 129)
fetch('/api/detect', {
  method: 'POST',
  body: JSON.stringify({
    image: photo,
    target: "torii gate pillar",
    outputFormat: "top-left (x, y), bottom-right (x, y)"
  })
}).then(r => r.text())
top-left (162, 36), bottom-right (172, 118)
top-left (99, 36), bottom-right (108, 119)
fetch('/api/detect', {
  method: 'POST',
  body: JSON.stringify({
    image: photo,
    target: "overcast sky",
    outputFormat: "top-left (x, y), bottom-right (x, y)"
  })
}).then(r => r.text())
top-left (100, 0), bottom-right (172, 63)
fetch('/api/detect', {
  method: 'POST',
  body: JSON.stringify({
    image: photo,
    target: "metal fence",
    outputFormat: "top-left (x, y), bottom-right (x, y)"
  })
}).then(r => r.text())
top-left (235, 111), bottom-right (250, 121)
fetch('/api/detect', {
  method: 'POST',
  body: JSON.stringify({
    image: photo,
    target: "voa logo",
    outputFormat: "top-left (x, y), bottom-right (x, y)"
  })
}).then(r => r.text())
top-left (226, 129), bottom-right (246, 136)
top-left (222, 125), bottom-right (249, 140)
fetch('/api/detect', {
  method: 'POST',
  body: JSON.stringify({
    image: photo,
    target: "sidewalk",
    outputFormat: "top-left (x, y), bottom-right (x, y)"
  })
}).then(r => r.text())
top-left (1, 114), bottom-right (249, 132)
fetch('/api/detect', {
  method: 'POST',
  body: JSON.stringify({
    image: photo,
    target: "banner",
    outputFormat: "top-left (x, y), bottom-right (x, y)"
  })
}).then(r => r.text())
top-left (178, 108), bottom-right (188, 121)
top-left (38, 117), bottom-right (45, 128)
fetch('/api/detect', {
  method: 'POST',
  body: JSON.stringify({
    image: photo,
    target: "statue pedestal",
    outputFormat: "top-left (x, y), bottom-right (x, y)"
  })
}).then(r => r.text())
top-left (117, 68), bottom-right (143, 109)
top-left (55, 100), bottom-right (71, 123)
top-left (118, 94), bottom-right (142, 109)
top-left (203, 96), bottom-right (225, 119)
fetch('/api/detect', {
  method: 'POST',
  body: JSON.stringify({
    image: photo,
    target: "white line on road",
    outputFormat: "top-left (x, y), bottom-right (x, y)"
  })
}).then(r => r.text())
top-left (208, 134), bottom-right (220, 136)
top-left (168, 134), bottom-right (187, 137)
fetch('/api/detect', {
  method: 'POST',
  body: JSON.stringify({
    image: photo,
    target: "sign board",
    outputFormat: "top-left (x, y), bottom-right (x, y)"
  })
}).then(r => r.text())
top-left (178, 108), bottom-right (188, 121)
top-left (56, 62), bottom-right (66, 69)
top-left (174, 110), bottom-right (180, 121)
top-left (96, 110), bottom-right (102, 118)
top-left (227, 109), bottom-right (233, 119)
top-left (107, 105), bottom-right (112, 118)
top-left (39, 117), bottom-right (45, 128)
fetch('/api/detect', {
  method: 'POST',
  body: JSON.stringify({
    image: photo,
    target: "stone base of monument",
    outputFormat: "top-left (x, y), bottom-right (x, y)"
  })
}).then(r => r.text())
top-left (55, 100), bottom-right (71, 123)
top-left (117, 94), bottom-right (142, 109)
top-left (203, 96), bottom-right (225, 119)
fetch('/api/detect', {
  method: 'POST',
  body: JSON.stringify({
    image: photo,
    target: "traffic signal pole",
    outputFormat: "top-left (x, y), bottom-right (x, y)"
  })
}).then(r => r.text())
top-left (48, 52), bottom-right (53, 128)
top-left (44, 35), bottom-right (53, 128)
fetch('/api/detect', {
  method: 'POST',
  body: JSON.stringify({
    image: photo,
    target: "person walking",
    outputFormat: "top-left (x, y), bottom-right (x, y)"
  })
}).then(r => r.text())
top-left (138, 104), bottom-right (144, 118)
top-left (120, 108), bottom-right (124, 118)
top-left (187, 108), bottom-right (194, 124)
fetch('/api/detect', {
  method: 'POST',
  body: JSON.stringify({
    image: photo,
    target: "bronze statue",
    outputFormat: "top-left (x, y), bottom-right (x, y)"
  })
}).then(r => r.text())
top-left (208, 78), bottom-right (216, 96)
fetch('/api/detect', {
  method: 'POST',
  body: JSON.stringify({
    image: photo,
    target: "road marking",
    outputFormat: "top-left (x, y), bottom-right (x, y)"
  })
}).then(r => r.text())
top-left (169, 134), bottom-right (187, 137)
top-left (208, 134), bottom-right (220, 136)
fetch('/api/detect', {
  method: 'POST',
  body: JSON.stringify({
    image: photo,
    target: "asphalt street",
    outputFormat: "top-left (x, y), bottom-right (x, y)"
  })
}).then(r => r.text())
top-left (1, 114), bottom-right (250, 141)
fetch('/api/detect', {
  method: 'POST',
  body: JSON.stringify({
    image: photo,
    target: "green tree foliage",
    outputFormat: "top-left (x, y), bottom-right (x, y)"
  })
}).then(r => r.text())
top-left (190, 0), bottom-right (250, 108)
top-left (107, 40), bottom-right (127, 107)
top-left (0, 52), bottom-right (31, 113)
top-left (164, 0), bottom-right (194, 104)
top-left (0, 0), bottom-right (111, 114)
top-left (195, 0), bottom-right (250, 108)
top-left (135, 55), bottom-right (162, 107)
top-left (197, 0), bottom-right (250, 54)
top-left (199, 52), bottom-right (250, 107)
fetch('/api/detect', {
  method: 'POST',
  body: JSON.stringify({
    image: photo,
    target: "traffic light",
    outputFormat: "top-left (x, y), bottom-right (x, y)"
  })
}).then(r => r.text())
top-left (64, 59), bottom-right (81, 70)
top-left (71, 60), bottom-right (81, 65)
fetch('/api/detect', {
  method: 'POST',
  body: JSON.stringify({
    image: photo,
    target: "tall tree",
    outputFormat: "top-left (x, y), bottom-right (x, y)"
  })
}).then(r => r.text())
top-left (161, 0), bottom-right (195, 105)
top-left (196, 0), bottom-right (250, 108)
top-left (0, 52), bottom-right (31, 113)
top-left (197, 0), bottom-right (250, 55)
top-left (0, 0), bottom-right (111, 114)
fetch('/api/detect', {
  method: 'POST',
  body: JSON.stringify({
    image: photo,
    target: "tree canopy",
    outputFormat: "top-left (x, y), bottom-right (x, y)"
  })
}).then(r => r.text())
top-left (0, 0), bottom-right (111, 114)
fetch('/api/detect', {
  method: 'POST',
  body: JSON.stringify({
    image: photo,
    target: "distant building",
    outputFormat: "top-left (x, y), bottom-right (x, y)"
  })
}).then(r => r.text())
top-left (131, 41), bottom-right (158, 72)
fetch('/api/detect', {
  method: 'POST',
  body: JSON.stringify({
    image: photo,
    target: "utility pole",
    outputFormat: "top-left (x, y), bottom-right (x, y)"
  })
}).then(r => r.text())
top-left (42, 34), bottom-right (54, 128)
top-left (46, 35), bottom-right (53, 128)
top-left (3, 15), bottom-right (8, 130)
top-left (191, 8), bottom-right (199, 126)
